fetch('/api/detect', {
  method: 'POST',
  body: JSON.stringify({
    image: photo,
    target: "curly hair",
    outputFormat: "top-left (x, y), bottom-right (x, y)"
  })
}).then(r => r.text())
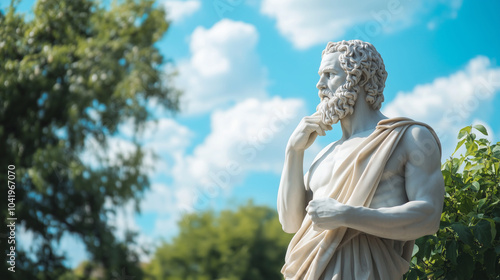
top-left (322, 40), bottom-right (387, 110)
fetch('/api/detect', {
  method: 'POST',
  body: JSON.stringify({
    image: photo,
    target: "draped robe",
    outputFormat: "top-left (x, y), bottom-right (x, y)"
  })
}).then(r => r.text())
top-left (281, 118), bottom-right (441, 280)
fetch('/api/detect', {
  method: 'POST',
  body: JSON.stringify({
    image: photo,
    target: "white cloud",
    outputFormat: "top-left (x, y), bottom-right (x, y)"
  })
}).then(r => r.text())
top-left (172, 96), bottom-right (306, 211)
top-left (136, 97), bottom-right (306, 221)
top-left (140, 183), bottom-right (184, 239)
top-left (162, 0), bottom-right (201, 22)
top-left (133, 97), bottom-right (307, 240)
top-left (126, 118), bottom-right (193, 177)
top-left (383, 56), bottom-right (500, 157)
top-left (175, 19), bottom-right (268, 114)
top-left (260, 0), bottom-right (462, 49)
top-left (142, 183), bottom-right (178, 214)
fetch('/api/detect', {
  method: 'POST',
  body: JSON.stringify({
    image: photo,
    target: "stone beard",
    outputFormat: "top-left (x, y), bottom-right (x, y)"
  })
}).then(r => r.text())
top-left (316, 84), bottom-right (357, 126)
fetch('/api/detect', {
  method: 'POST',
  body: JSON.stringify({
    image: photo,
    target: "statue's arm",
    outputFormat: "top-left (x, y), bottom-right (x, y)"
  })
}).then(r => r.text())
top-left (277, 149), bottom-right (310, 233)
top-left (278, 112), bottom-right (330, 233)
top-left (308, 125), bottom-right (445, 240)
top-left (346, 126), bottom-right (444, 240)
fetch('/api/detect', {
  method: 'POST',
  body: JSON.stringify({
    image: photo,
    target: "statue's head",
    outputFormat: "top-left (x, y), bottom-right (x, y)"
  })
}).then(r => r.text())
top-left (316, 40), bottom-right (387, 125)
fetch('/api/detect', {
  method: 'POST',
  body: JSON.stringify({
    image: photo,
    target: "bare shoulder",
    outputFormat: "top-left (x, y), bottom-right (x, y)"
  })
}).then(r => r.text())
top-left (401, 124), bottom-right (441, 170)
top-left (311, 140), bottom-right (338, 164)
top-left (402, 124), bottom-right (437, 144)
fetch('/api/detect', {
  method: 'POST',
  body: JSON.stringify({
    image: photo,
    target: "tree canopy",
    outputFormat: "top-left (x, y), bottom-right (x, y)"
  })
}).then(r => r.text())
top-left (0, 0), bottom-right (178, 279)
top-left (145, 202), bottom-right (293, 280)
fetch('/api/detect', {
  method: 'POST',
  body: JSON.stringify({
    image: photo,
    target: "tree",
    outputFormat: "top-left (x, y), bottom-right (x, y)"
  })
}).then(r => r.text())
top-left (145, 202), bottom-right (293, 280)
top-left (0, 0), bottom-right (179, 279)
top-left (405, 125), bottom-right (500, 280)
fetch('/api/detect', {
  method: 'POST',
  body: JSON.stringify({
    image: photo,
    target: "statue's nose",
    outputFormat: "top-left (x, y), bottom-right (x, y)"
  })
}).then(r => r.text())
top-left (316, 77), bottom-right (327, 90)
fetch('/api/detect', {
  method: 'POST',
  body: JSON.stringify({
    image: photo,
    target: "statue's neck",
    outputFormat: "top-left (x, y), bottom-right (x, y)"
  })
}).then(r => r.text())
top-left (340, 93), bottom-right (386, 140)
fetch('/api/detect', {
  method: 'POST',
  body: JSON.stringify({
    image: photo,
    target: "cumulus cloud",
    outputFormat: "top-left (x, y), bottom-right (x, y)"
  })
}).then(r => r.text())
top-left (162, 0), bottom-right (201, 22)
top-left (260, 0), bottom-right (462, 49)
top-left (383, 56), bottom-right (500, 157)
top-left (175, 19), bottom-right (268, 114)
top-left (136, 97), bottom-right (307, 240)
top-left (127, 118), bottom-right (193, 176)
top-left (172, 97), bottom-right (306, 211)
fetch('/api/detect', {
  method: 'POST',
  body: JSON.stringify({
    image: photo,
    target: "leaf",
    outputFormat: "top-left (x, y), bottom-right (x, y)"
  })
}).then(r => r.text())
top-left (465, 140), bottom-right (478, 156)
top-left (442, 169), bottom-right (453, 185)
top-left (412, 243), bottom-right (419, 257)
top-left (492, 145), bottom-right (500, 159)
top-left (423, 238), bottom-right (434, 259)
top-left (452, 223), bottom-right (474, 245)
top-left (473, 219), bottom-right (492, 246)
top-left (406, 269), bottom-right (418, 280)
top-left (471, 181), bottom-right (480, 191)
top-left (477, 138), bottom-right (490, 147)
top-left (469, 164), bottom-right (484, 172)
top-left (453, 138), bottom-right (466, 156)
top-left (458, 126), bottom-right (471, 139)
top-left (473, 124), bottom-right (488, 135)
top-left (495, 245), bottom-right (500, 254)
top-left (485, 218), bottom-right (497, 242)
top-left (446, 239), bottom-right (458, 265)
top-left (433, 269), bottom-right (445, 278)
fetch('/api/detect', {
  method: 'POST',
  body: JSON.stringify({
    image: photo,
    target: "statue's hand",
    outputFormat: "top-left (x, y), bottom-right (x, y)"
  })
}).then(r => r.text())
top-left (306, 198), bottom-right (348, 231)
top-left (287, 112), bottom-right (332, 152)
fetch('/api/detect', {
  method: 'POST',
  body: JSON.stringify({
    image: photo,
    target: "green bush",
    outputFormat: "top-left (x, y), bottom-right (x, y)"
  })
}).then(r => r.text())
top-left (406, 125), bottom-right (500, 279)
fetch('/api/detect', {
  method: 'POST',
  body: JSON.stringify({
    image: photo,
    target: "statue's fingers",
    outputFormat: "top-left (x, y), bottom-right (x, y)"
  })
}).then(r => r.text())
top-left (317, 122), bottom-right (329, 132)
top-left (304, 115), bottom-right (322, 123)
top-left (305, 123), bottom-right (325, 136)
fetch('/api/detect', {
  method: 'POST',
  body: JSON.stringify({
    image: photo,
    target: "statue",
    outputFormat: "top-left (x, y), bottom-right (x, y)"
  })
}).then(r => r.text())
top-left (277, 40), bottom-right (444, 280)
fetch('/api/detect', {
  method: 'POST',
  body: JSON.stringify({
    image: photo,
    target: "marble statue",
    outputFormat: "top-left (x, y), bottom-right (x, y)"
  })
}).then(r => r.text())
top-left (277, 40), bottom-right (444, 280)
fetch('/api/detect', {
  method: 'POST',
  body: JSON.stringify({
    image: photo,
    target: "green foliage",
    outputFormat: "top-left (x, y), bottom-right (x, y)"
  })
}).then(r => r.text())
top-left (145, 202), bottom-right (292, 280)
top-left (0, 0), bottom-right (178, 279)
top-left (405, 125), bottom-right (500, 280)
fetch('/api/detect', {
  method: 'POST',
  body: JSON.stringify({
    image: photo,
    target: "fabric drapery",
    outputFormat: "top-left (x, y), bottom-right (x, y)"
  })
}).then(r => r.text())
top-left (281, 118), bottom-right (441, 280)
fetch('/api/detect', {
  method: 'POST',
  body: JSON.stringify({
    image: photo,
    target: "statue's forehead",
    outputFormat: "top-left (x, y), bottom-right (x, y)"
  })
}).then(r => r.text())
top-left (318, 52), bottom-right (342, 73)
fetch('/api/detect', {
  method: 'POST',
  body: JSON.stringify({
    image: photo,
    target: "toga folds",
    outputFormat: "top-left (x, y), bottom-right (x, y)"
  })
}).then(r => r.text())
top-left (281, 118), bottom-right (441, 280)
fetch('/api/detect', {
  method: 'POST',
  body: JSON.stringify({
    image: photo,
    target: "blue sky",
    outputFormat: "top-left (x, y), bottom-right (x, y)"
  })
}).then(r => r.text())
top-left (12, 0), bottom-right (500, 268)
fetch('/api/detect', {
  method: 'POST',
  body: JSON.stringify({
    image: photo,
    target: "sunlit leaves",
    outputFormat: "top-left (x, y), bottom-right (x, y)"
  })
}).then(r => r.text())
top-left (473, 124), bottom-right (488, 136)
top-left (405, 126), bottom-right (500, 280)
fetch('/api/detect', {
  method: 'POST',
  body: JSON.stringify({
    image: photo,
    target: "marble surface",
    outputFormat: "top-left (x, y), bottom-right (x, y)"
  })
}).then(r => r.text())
top-left (277, 40), bottom-right (444, 280)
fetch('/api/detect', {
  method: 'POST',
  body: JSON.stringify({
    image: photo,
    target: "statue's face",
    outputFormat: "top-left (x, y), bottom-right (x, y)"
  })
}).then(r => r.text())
top-left (316, 52), bottom-right (347, 100)
top-left (316, 52), bottom-right (357, 125)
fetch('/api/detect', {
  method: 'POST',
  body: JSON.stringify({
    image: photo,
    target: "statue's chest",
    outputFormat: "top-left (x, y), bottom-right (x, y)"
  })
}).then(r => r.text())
top-left (307, 138), bottom-right (365, 194)
top-left (307, 136), bottom-right (407, 201)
